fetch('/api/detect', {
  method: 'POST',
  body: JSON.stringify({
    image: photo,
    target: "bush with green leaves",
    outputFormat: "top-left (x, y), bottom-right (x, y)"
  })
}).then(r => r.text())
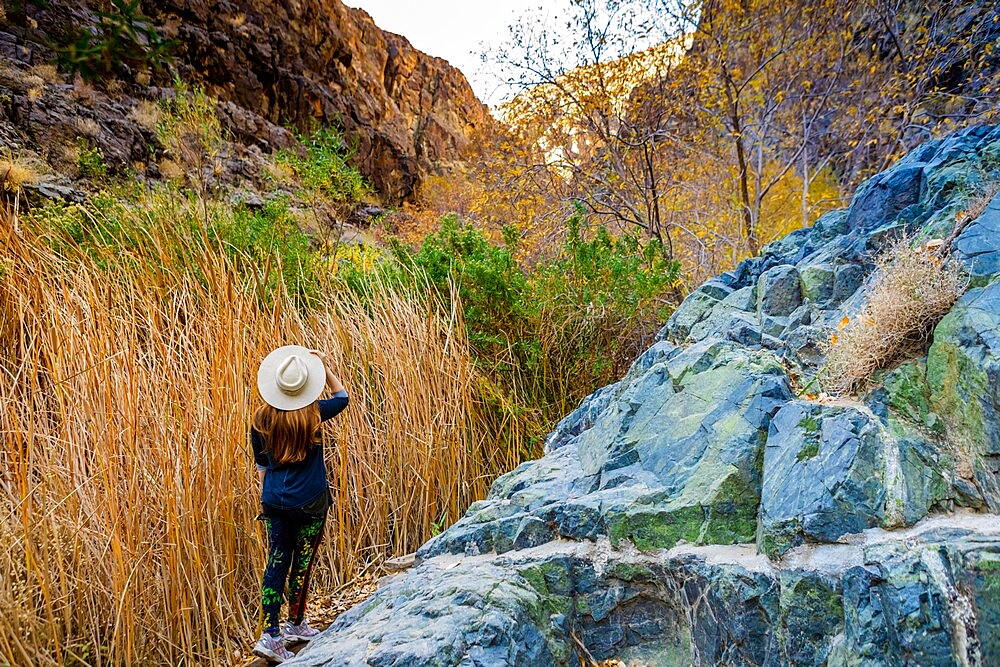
top-left (58, 0), bottom-right (176, 81)
top-left (211, 196), bottom-right (323, 304)
top-left (276, 126), bottom-right (370, 204)
top-left (75, 140), bottom-right (108, 179)
top-left (342, 206), bottom-right (681, 446)
top-left (391, 214), bottom-right (530, 355)
top-left (530, 203), bottom-right (681, 399)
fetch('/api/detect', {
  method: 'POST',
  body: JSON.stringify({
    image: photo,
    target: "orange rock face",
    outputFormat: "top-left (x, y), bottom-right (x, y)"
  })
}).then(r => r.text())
top-left (151, 0), bottom-right (491, 203)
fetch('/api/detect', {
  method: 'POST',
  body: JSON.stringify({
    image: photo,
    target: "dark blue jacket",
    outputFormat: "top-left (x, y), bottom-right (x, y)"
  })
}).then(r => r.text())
top-left (251, 390), bottom-right (349, 510)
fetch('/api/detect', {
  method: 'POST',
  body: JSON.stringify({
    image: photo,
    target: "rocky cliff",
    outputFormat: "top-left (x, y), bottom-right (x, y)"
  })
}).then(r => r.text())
top-left (0, 0), bottom-right (490, 203)
top-left (147, 0), bottom-right (489, 202)
top-left (286, 125), bottom-right (1000, 665)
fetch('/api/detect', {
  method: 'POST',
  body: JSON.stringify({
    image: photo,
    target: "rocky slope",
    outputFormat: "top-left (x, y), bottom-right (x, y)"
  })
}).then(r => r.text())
top-left (288, 125), bottom-right (1000, 666)
top-left (0, 0), bottom-right (490, 203)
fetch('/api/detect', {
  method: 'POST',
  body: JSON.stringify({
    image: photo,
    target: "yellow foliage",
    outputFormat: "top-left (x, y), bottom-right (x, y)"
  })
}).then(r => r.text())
top-left (418, 0), bottom-right (994, 290)
top-left (329, 241), bottom-right (382, 273)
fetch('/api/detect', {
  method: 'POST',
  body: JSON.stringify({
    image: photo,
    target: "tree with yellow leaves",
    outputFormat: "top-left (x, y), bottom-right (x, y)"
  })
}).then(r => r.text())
top-left (433, 0), bottom-right (998, 285)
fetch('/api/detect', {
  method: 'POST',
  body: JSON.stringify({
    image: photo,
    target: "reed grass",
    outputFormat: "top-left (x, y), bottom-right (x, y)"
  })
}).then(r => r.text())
top-left (0, 194), bottom-right (517, 665)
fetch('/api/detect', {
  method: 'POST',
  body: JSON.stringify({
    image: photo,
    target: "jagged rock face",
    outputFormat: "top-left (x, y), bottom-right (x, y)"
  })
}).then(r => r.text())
top-left (146, 0), bottom-right (489, 202)
top-left (419, 339), bottom-right (791, 559)
top-left (290, 519), bottom-right (1000, 666)
top-left (287, 124), bottom-right (1000, 666)
top-left (1, 0), bottom-right (490, 203)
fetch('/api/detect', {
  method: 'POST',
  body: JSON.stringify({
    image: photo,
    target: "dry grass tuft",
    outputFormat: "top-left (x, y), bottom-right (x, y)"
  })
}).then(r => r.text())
top-left (158, 157), bottom-right (185, 181)
top-left (75, 116), bottom-right (101, 138)
top-left (0, 198), bottom-right (518, 665)
top-left (129, 99), bottom-right (163, 131)
top-left (823, 236), bottom-right (966, 395)
top-left (70, 74), bottom-right (96, 104)
top-left (29, 63), bottom-right (61, 84)
top-left (0, 157), bottom-right (39, 193)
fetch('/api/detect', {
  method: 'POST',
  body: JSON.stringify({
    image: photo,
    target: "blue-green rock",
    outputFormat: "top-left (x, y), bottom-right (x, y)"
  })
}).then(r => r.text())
top-left (289, 521), bottom-right (1000, 667)
top-left (759, 402), bottom-right (893, 557)
top-left (420, 340), bottom-right (791, 559)
top-left (799, 263), bottom-right (836, 305)
top-left (952, 193), bottom-right (1000, 287)
top-left (289, 125), bottom-right (1000, 666)
top-left (758, 265), bottom-right (802, 317)
top-left (778, 571), bottom-right (843, 666)
top-left (927, 280), bottom-right (1000, 511)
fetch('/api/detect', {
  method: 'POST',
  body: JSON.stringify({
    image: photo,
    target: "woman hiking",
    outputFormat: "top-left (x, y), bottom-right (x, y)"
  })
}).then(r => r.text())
top-left (250, 345), bottom-right (349, 663)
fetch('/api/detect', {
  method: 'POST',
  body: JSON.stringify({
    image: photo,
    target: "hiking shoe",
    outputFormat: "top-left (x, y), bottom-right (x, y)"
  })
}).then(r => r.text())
top-left (252, 632), bottom-right (294, 663)
top-left (283, 620), bottom-right (321, 642)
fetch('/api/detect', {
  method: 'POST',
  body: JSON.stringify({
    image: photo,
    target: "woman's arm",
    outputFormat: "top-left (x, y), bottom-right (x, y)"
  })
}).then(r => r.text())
top-left (310, 350), bottom-right (346, 394)
top-left (310, 350), bottom-right (349, 421)
top-left (324, 366), bottom-right (345, 394)
top-left (251, 428), bottom-right (269, 486)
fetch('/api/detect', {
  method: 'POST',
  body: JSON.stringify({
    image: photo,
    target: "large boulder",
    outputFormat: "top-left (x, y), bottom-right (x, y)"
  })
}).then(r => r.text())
top-left (288, 517), bottom-right (1000, 666)
top-left (290, 124), bottom-right (1000, 665)
top-left (417, 339), bottom-right (792, 559)
top-left (759, 402), bottom-right (894, 557)
top-left (926, 279), bottom-right (1000, 512)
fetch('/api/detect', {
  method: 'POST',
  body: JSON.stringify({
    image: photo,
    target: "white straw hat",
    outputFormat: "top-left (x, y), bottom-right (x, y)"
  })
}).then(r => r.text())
top-left (257, 345), bottom-right (327, 411)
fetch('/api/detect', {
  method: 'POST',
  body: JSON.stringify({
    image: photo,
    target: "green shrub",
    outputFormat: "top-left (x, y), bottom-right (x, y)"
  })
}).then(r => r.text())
top-left (276, 126), bottom-right (370, 204)
top-left (210, 195), bottom-right (323, 304)
top-left (57, 0), bottom-right (176, 81)
top-left (394, 214), bottom-right (529, 354)
top-left (527, 203), bottom-right (680, 405)
top-left (341, 206), bottom-right (681, 449)
top-left (76, 140), bottom-right (108, 179)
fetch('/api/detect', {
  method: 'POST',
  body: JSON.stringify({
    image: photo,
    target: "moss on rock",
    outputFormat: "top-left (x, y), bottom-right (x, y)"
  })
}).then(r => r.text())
top-left (779, 573), bottom-right (844, 666)
top-left (607, 504), bottom-right (706, 551)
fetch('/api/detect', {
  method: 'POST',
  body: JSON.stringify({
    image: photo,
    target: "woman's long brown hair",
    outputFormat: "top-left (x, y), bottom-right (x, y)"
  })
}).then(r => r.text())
top-left (253, 402), bottom-right (322, 465)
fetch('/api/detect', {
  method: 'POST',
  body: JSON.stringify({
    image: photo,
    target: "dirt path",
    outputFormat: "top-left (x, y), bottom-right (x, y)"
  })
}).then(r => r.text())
top-left (242, 574), bottom-right (380, 666)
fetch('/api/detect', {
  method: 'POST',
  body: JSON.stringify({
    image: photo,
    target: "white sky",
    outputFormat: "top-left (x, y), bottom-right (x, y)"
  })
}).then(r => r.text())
top-left (344, 1), bottom-right (565, 106)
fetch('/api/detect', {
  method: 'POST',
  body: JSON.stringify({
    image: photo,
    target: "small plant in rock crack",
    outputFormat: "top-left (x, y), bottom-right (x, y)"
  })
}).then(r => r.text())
top-left (823, 236), bottom-right (966, 396)
top-left (75, 140), bottom-right (107, 179)
top-left (937, 181), bottom-right (1000, 256)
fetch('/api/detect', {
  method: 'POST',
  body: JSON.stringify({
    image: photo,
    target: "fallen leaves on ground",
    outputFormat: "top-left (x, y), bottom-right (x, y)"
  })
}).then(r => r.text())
top-left (236, 573), bottom-right (380, 665)
top-left (305, 573), bottom-right (380, 628)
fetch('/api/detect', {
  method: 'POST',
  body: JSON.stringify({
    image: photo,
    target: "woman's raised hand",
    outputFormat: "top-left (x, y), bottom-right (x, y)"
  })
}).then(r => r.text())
top-left (310, 349), bottom-right (345, 393)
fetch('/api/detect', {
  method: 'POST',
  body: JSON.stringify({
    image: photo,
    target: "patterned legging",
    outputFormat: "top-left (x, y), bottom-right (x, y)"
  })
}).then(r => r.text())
top-left (260, 512), bottom-right (326, 634)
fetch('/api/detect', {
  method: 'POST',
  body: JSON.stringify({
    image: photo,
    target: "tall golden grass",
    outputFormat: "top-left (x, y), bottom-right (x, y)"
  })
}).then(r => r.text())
top-left (0, 198), bottom-right (517, 665)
